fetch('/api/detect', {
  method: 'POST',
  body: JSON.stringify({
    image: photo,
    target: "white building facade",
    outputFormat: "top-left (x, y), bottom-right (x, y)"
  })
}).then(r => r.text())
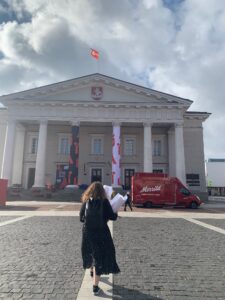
top-left (206, 159), bottom-right (225, 196)
top-left (0, 74), bottom-right (210, 198)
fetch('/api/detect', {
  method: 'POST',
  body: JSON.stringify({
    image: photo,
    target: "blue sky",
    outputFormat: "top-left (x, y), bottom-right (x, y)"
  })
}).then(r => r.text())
top-left (0, 0), bottom-right (225, 159)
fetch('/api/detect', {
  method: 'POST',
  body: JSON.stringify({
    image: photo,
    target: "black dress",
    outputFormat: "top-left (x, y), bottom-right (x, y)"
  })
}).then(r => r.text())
top-left (80, 198), bottom-right (120, 276)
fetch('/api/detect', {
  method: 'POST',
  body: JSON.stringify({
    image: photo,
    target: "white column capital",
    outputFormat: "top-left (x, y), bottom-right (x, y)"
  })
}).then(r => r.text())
top-left (112, 121), bottom-right (121, 127)
top-left (143, 122), bottom-right (153, 128)
top-left (70, 120), bottom-right (80, 127)
top-left (175, 122), bottom-right (184, 128)
top-left (7, 118), bottom-right (17, 125)
top-left (39, 119), bottom-right (48, 125)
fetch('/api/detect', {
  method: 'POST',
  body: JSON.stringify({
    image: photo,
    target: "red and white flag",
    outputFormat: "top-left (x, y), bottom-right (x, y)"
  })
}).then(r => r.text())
top-left (91, 48), bottom-right (99, 60)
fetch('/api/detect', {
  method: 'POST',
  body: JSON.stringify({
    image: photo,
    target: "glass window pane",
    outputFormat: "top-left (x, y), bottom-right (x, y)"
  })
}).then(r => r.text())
top-left (60, 137), bottom-right (69, 155)
top-left (154, 140), bottom-right (161, 156)
top-left (31, 138), bottom-right (38, 154)
top-left (93, 138), bottom-right (102, 154)
top-left (125, 138), bottom-right (134, 155)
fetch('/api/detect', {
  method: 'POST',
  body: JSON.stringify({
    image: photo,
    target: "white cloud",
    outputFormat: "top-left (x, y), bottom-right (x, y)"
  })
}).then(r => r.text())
top-left (0, 0), bottom-right (225, 158)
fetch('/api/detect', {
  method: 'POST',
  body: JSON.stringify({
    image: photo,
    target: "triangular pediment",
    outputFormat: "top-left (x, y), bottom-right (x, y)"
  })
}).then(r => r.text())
top-left (0, 73), bottom-right (192, 108)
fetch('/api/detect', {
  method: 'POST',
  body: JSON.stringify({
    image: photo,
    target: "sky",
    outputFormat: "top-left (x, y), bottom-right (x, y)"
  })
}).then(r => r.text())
top-left (0, 0), bottom-right (225, 160)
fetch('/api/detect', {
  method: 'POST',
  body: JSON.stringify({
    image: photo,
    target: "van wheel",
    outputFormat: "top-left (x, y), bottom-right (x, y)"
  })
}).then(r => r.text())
top-left (145, 201), bottom-right (152, 208)
top-left (190, 201), bottom-right (198, 209)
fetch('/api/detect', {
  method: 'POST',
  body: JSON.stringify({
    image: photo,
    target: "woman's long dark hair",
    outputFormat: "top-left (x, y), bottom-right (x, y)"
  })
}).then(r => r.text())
top-left (81, 181), bottom-right (107, 202)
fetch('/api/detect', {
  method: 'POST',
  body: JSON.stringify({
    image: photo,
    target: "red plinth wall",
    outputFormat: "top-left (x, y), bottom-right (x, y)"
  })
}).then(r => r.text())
top-left (0, 179), bottom-right (8, 206)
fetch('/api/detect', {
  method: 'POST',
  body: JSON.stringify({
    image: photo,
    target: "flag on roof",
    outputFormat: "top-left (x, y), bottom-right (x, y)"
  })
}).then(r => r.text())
top-left (91, 48), bottom-right (99, 60)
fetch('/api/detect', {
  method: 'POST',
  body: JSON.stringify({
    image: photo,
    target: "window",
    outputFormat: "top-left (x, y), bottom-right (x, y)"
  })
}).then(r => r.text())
top-left (91, 135), bottom-right (104, 155)
top-left (180, 187), bottom-right (191, 196)
top-left (186, 174), bottom-right (200, 186)
top-left (153, 140), bottom-right (161, 156)
top-left (60, 137), bottom-right (70, 155)
top-left (58, 134), bottom-right (70, 155)
top-left (124, 136), bottom-right (136, 156)
top-left (31, 137), bottom-right (38, 154)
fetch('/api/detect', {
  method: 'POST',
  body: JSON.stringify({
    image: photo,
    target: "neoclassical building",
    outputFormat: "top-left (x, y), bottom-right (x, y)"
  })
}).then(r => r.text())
top-left (0, 73), bottom-right (210, 198)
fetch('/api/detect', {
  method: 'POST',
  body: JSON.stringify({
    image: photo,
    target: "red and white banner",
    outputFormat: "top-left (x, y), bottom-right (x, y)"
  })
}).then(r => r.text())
top-left (112, 125), bottom-right (121, 186)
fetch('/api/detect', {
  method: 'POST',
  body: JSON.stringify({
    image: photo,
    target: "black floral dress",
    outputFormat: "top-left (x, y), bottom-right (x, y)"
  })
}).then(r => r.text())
top-left (80, 198), bottom-right (120, 276)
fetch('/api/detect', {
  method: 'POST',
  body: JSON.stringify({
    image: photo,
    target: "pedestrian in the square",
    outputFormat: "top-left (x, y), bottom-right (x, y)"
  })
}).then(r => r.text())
top-left (79, 181), bottom-right (120, 296)
top-left (124, 191), bottom-right (133, 211)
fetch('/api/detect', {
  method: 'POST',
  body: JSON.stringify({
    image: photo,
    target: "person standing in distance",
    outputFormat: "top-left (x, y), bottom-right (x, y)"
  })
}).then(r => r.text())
top-left (79, 181), bottom-right (120, 295)
top-left (124, 191), bottom-right (133, 211)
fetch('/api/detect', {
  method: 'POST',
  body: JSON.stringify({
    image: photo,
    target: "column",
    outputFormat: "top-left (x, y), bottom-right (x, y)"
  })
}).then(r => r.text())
top-left (143, 123), bottom-right (153, 172)
top-left (68, 121), bottom-right (80, 185)
top-left (1, 119), bottom-right (16, 186)
top-left (33, 120), bottom-right (48, 188)
top-left (112, 122), bottom-right (121, 187)
top-left (12, 124), bottom-right (25, 185)
top-left (175, 122), bottom-right (186, 184)
top-left (168, 128), bottom-right (175, 176)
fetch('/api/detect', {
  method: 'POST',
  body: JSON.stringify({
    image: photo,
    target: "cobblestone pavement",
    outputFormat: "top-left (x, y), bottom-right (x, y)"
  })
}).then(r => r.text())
top-left (1, 208), bottom-right (225, 299)
top-left (0, 217), bottom-right (83, 300)
top-left (113, 217), bottom-right (225, 300)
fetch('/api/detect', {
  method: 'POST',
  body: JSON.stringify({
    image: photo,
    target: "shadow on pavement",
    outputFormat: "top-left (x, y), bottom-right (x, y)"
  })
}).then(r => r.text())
top-left (113, 284), bottom-right (165, 300)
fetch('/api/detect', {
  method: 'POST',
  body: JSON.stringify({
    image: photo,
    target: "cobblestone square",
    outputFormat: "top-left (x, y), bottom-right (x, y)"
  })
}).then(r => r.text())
top-left (0, 208), bottom-right (225, 299)
top-left (113, 217), bottom-right (225, 300)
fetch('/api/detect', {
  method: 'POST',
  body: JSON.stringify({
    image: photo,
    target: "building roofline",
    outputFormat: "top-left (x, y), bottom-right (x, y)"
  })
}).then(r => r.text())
top-left (0, 73), bottom-right (193, 104)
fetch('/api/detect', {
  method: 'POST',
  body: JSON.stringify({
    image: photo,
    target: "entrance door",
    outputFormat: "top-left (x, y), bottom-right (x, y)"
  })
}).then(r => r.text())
top-left (124, 169), bottom-right (135, 190)
top-left (91, 169), bottom-right (102, 182)
top-left (28, 168), bottom-right (35, 189)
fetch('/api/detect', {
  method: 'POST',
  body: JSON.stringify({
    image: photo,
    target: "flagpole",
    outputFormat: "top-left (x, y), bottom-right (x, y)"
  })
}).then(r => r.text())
top-left (91, 48), bottom-right (100, 73)
top-left (97, 59), bottom-right (100, 73)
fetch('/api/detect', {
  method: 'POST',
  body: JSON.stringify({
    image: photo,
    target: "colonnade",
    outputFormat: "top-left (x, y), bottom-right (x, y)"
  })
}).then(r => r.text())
top-left (1, 120), bottom-right (186, 187)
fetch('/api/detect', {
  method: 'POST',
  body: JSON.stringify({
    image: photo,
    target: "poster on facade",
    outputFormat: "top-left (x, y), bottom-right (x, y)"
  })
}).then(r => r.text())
top-left (112, 125), bottom-right (121, 186)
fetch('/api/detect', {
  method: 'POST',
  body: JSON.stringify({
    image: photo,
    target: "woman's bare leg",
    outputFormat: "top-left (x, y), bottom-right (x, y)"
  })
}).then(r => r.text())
top-left (93, 267), bottom-right (100, 286)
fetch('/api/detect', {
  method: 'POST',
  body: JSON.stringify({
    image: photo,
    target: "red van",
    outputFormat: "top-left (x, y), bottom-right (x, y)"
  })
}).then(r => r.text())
top-left (131, 173), bottom-right (202, 209)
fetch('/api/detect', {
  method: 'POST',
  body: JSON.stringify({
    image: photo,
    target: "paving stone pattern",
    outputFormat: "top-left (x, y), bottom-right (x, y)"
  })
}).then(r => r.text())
top-left (113, 217), bottom-right (225, 300)
top-left (0, 216), bottom-right (83, 300)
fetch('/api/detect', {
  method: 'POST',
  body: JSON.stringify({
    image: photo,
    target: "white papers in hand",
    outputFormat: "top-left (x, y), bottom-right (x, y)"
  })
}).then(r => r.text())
top-left (110, 193), bottom-right (126, 213)
top-left (103, 185), bottom-right (113, 200)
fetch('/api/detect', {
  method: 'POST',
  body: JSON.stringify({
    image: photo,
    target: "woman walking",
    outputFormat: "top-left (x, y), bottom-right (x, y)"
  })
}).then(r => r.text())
top-left (79, 181), bottom-right (120, 295)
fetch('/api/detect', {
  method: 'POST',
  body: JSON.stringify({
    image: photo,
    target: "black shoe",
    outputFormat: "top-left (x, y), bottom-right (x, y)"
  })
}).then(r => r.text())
top-left (93, 285), bottom-right (101, 296)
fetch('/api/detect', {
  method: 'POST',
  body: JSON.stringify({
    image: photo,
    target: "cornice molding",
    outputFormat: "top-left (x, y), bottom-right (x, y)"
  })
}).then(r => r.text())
top-left (184, 112), bottom-right (211, 121)
top-left (2, 106), bottom-right (185, 125)
top-left (4, 100), bottom-right (187, 110)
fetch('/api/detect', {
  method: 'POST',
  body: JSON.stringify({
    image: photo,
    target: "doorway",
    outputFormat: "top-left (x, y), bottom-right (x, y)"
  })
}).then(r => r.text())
top-left (27, 168), bottom-right (35, 189)
top-left (91, 168), bottom-right (102, 182)
top-left (124, 169), bottom-right (135, 190)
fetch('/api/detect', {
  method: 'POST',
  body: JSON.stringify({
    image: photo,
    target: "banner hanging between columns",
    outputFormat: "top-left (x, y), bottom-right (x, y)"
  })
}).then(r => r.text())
top-left (69, 125), bottom-right (79, 185)
top-left (112, 124), bottom-right (121, 186)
